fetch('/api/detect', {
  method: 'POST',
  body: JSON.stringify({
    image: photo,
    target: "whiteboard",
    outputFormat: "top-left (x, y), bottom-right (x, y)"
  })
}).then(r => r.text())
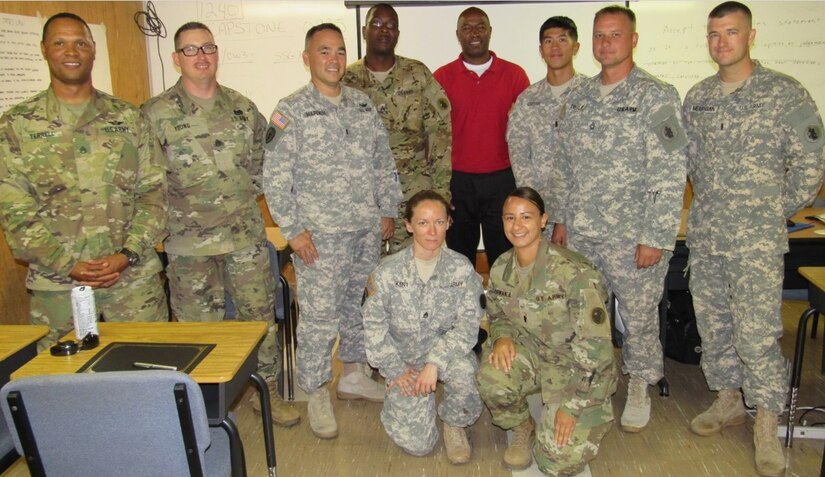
top-left (146, 1), bottom-right (825, 116)
top-left (145, 0), bottom-right (357, 117)
top-left (0, 12), bottom-right (112, 115)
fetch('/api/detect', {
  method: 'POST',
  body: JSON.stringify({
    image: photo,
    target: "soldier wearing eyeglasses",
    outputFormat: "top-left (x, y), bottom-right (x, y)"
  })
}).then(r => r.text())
top-left (141, 22), bottom-right (300, 427)
top-left (342, 3), bottom-right (453, 255)
top-left (0, 12), bottom-right (168, 348)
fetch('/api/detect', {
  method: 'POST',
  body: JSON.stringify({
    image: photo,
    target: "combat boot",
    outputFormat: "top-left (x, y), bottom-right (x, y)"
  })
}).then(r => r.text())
top-left (308, 386), bottom-right (338, 439)
top-left (689, 388), bottom-right (746, 436)
top-left (503, 417), bottom-right (535, 470)
top-left (753, 408), bottom-right (785, 477)
top-left (336, 362), bottom-right (384, 402)
top-left (249, 381), bottom-right (300, 427)
top-left (621, 375), bottom-right (651, 433)
top-left (443, 424), bottom-right (471, 464)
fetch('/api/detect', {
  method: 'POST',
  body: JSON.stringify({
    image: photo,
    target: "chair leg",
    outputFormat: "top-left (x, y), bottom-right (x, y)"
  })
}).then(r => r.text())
top-left (220, 417), bottom-right (247, 477)
top-left (786, 307), bottom-right (819, 447)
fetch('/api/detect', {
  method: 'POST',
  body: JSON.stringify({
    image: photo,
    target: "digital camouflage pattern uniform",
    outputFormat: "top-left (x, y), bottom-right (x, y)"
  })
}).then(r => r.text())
top-left (557, 66), bottom-right (688, 384)
top-left (362, 246), bottom-right (484, 455)
top-left (477, 238), bottom-right (616, 476)
top-left (263, 83), bottom-right (401, 393)
top-left (0, 87), bottom-right (169, 347)
top-left (141, 79), bottom-right (279, 383)
top-left (683, 61), bottom-right (825, 413)
top-left (343, 56), bottom-right (452, 254)
top-left (507, 73), bottom-right (586, 235)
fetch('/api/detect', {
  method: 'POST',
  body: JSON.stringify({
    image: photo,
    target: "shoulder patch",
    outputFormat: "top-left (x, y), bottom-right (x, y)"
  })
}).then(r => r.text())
top-left (786, 102), bottom-right (825, 152)
top-left (264, 111), bottom-right (290, 152)
top-left (270, 111), bottom-right (289, 130)
top-left (651, 105), bottom-right (687, 153)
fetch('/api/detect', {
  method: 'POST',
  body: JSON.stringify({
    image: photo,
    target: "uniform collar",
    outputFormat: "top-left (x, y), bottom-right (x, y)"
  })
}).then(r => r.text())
top-left (170, 78), bottom-right (230, 114)
top-left (45, 86), bottom-right (106, 128)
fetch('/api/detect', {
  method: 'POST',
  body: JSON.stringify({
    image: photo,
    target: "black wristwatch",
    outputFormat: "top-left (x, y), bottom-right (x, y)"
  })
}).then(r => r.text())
top-left (119, 248), bottom-right (139, 267)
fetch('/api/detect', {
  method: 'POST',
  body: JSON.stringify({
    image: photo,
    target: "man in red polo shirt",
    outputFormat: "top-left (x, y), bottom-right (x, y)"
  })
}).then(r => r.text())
top-left (434, 7), bottom-right (530, 268)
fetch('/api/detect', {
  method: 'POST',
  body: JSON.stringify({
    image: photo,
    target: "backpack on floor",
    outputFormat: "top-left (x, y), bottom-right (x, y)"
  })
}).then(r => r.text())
top-left (665, 290), bottom-right (703, 365)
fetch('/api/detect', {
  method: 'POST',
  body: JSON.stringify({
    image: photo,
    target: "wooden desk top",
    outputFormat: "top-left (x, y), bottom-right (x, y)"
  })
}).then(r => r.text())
top-left (799, 267), bottom-right (825, 292)
top-left (0, 325), bottom-right (48, 362)
top-left (676, 207), bottom-right (825, 241)
top-left (12, 321), bottom-right (266, 384)
top-left (266, 226), bottom-right (288, 251)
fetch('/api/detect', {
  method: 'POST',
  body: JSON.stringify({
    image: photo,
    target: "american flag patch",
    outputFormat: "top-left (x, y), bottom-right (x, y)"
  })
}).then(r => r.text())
top-left (270, 111), bottom-right (289, 130)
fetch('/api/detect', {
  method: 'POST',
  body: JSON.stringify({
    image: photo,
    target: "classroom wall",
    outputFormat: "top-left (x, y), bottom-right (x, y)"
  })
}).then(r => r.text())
top-left (0, 2), bottom-right (151, 325)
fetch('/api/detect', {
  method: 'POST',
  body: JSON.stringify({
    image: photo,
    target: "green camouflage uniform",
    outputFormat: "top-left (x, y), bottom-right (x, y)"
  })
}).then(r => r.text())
top-left (684, 61), bottom-right (825, 413)
top-left (0, 87), bottom-right (169, 347)
top-left (141, 79), bottom-right (279, 383)
top-left (263, 83), bottom-right (401, 392)
top-left (507, 74), bottom-right (586, 234)
top-left (362, 246), bottom-right (484, 455)
top-left (477, 238), bottom-right (616, 476)
top-left (343, 56), bottom-right (452, 253)
top-left (557, 66), bottom-right (688, 384)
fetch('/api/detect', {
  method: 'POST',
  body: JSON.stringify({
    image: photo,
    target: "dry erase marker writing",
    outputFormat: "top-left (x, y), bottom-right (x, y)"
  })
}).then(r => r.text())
top-left (133, 362), bottom-right (178, 371)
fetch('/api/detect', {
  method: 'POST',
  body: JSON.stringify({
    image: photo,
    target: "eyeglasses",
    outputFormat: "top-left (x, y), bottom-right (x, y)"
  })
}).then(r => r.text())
top-left (49, 333), bottom-right (100, 356)
top-left (368, 19), bottom-right (398, 31)
top-left (177, 44), bottom-right (218, 57)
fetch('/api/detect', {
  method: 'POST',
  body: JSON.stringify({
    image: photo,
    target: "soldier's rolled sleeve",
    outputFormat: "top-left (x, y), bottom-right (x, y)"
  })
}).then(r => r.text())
top-left (638, 90), bottom-right (688, 251)
top-left (423, 77), bottom-right (453, 202)
top-left (362, 272), bottom-right (408, 379)
top-left (781, 93), bottom-right (825, 217)
top-left (372, 113), bottom-right (402, 218)
top-left (0, 120), bottom-right (75, 275)
top-left (425, 270), bottom-right (483, 372)
top-left (263, 104), bottom-right (303, 240)
top-left (559, 270), bottom-right (615, 418)
top-left (123, 112), bottom-right (169, 257)
top-left (247, 109), bottom-right (267, 195)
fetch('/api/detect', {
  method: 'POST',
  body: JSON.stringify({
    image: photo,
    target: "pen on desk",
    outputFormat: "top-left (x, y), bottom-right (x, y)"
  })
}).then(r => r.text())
top-left (133, 361), bottom-right (178, 371)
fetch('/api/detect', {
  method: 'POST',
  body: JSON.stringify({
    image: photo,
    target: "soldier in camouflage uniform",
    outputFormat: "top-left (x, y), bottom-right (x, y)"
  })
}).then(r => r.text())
top-left (507, 16), bottom-right (585, 240)
top-left (477, 187), bottom-right (616, 476)
top-left (0, 13), bottom-right (168, 349)
top-left (140, 22), bottom-right (298, 427)
top-left (362, 191), bottom-right (483, 464)
top-left (262, 23), bottom-right (401, 439)
top-left (555, 6), bottom-right (687, 433)
top-left (683, 3), bottom-right (825, 475)
top-left (343, 3), bottom-right (452, 255)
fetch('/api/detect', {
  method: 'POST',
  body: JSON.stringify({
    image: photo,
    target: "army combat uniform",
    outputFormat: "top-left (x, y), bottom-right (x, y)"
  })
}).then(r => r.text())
top-left (263, 84), bottom-right (401, 393)
top-left (141, 79), bottom-right (279, 383)
top-left (362, 246), bottom-right (484, 455)
top-left (0, 88), bottom-right (168, 347)
top-left (343, 56), bottom-right (452, 254)
top-left (477, 238), bottom-right (616, 476)
top-left (557, 66), bottom-right (688, 384)
top-left (683, 61), bottom-right (825, 413)
top-left (507, 73), bottom-right (586, 235)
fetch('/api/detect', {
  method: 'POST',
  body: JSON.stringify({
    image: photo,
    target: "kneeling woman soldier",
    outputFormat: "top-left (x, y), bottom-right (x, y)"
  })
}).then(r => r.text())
top-left (362, 190), bottom-right (484, 464)
top-left (477, 187), bottom-right (617, 476)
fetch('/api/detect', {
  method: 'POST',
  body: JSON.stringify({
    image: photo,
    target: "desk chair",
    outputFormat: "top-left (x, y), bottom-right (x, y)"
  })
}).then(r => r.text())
top-left (0, 411), bottom-right (18, 473)
top-left (0, 370), bottom-right (232, 477)
top-left (224, 241), bottom-right (297, 400)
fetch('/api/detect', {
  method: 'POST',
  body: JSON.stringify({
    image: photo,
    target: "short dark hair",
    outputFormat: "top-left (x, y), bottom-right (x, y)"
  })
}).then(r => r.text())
top-left (305, 23), bottom-right (343, 50)
top-left (404, 190), bottom-right (450, 221)
top-left (366, 3), bottom-right (397, 23)
top-left (457, 7), bottom-right (490, 28)
top-left (506, 187), bottom-right (546, 216)
top-left (42, 12), bottom-right (93, 42)
top-left (174, 22), bottom-right (212, 50)
top-left (594, 5), bottom-right (636, 32)
top-left (709, 1), bottom-right (752, 27)
top-left (539, 16), bottom-right (578, 42)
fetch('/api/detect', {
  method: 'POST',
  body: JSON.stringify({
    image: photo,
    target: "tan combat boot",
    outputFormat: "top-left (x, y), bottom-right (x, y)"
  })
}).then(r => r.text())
top-left (753, 408), bottom-right (785, 477)
top-left (308, 386), bottom-right (338, 439)
top-left (249, 381), bottom-right (300, 427)
top-left (336, 362), bottom-right (385, 402)
top-left (689, 388), bottom-right (746, 436)
top-left (503, 417), bottom-right (535, 470)
top-left (620, 375), bottom-right (651, 433)
top-left (443, 424), bottom-right (471, 464)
